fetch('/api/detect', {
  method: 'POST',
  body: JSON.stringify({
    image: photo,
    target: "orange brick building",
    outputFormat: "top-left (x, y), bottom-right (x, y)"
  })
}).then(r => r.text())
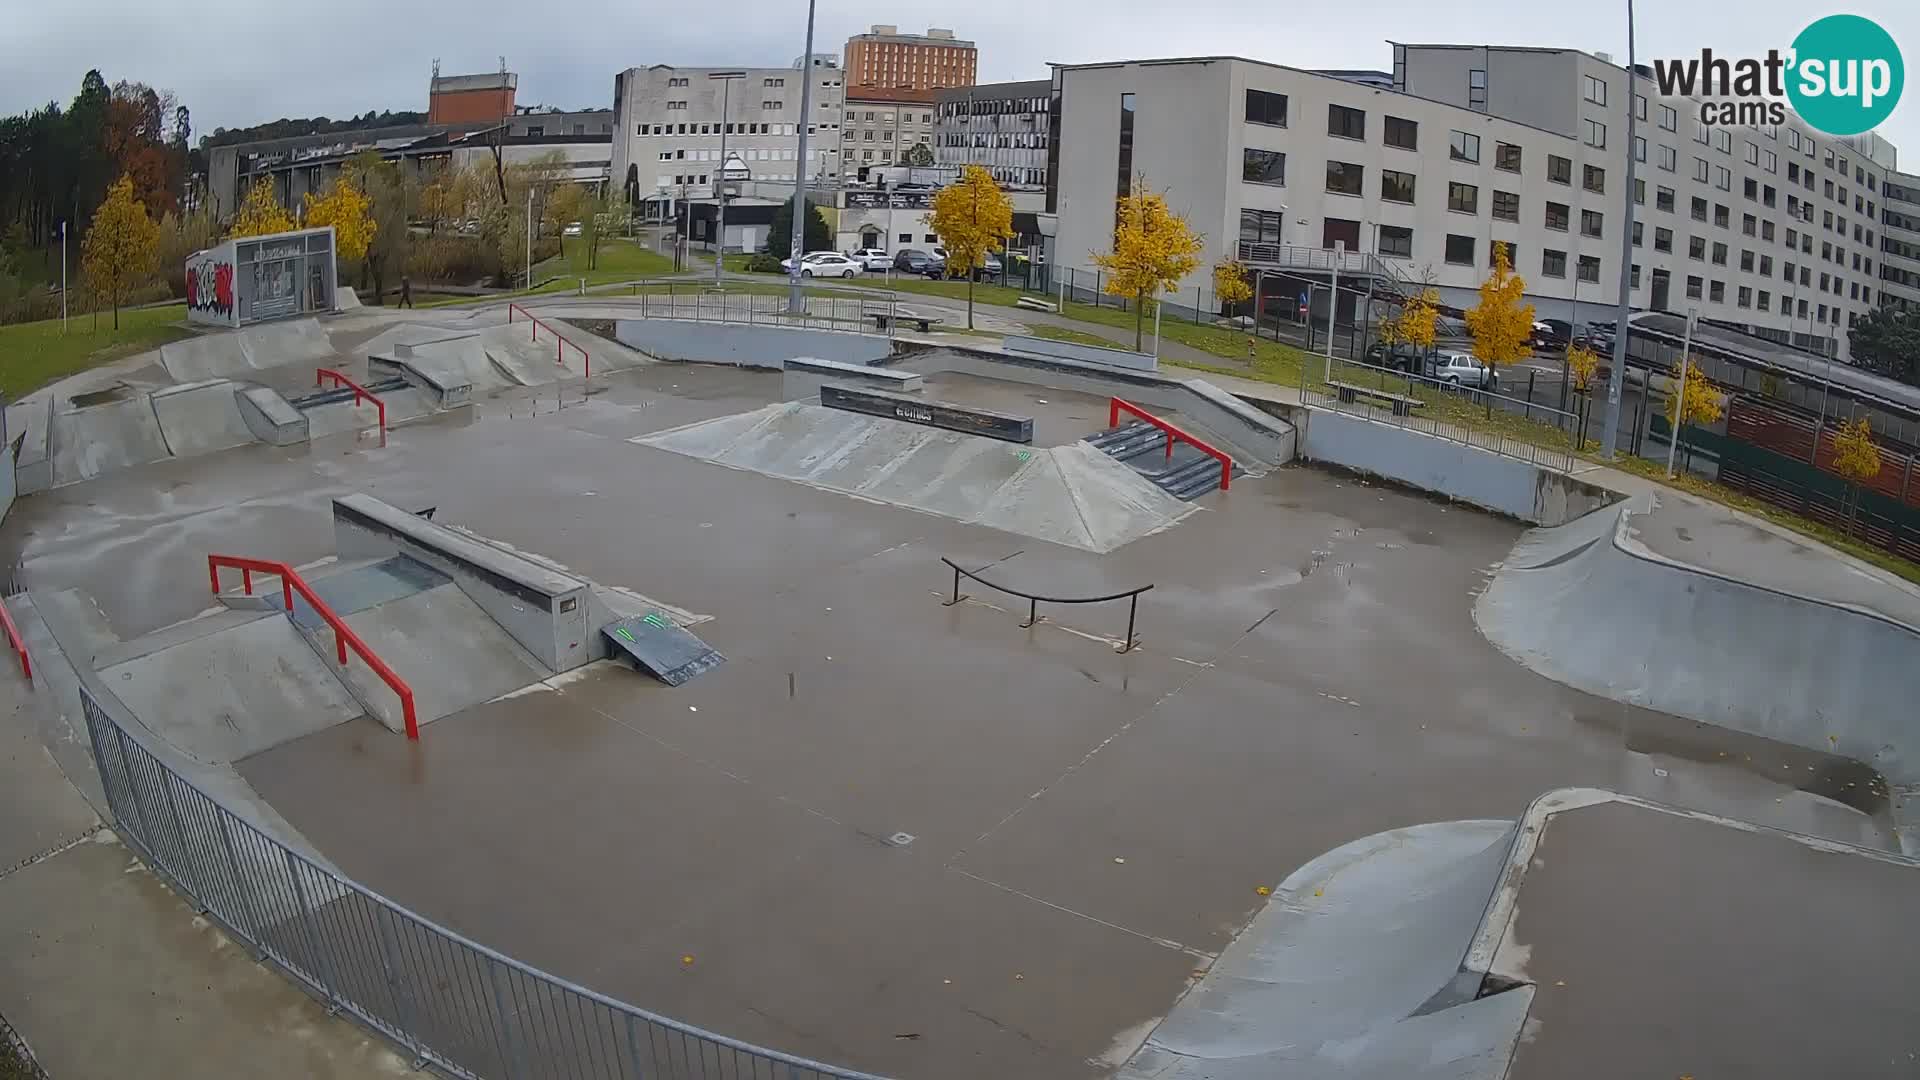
top-left (428, 72), bottom-right (517, 124)
top-left (843, 26), bottom-right (976, 92)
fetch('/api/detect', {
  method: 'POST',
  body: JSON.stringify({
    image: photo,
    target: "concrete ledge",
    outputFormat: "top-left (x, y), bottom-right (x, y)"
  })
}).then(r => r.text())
top-left (331, 495), bottom-right (590, 672)
top-left (235, 386), bottom-right (309, 446)
top-left (1004, 333), bottom-right (1157, 372)
top-left (369, 349), bottom-right (474, 410)
top-left (782, 356), bottom-right (922, 402)
top-left (13, 398), bottom-right (53, 495)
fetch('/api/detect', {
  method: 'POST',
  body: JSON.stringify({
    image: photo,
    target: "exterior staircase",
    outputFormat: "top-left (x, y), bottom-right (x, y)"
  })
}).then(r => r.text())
top-left (1085, 421), bottom-right (1237, 500)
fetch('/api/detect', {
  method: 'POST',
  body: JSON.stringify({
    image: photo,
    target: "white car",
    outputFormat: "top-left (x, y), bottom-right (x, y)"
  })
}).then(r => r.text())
top-left (562, 221), bottom-right (583, 237)
top-left (778, 251), bottom-right (849, 273)
top-left (849, 248), bottom-right (892, 271)
top-left (792, 252), bottom-right (860, 278)
top-left (1427, 350), bottom-right (1500, 390)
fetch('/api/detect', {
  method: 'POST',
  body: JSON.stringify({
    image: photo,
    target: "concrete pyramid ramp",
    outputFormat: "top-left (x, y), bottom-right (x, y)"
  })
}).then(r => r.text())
top-left (636, 402), bottom-right (1195, 552)
top-left (51, 391), bottom-right (172, 486)
top-left (149, 378), bottom-right (258, 456)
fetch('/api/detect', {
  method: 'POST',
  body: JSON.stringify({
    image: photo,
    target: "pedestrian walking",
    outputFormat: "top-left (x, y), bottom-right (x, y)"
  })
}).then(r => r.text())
top-left (398, 274), bottom-right (414, 309)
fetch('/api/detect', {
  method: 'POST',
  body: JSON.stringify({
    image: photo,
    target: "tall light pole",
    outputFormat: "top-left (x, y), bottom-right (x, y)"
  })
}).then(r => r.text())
top-left (60, 220), bottom-right (68, 334)
top-left (525, 187), bottom-right (534, 291)
top-left (1600, 0), bottom-right (1640, 459)
top-left (787, 0), bottom-right (819, 314)
top-left (710, 71), bottom-right (746, 287)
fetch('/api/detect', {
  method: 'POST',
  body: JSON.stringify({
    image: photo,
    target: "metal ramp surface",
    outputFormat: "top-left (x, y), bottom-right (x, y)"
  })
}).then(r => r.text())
top-left (602, 613), bottom-right (725, 687)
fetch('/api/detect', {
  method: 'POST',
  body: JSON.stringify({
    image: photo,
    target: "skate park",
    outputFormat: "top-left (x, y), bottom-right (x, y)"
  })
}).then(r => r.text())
top-left (3, 292), bottom-right (1919, 1079)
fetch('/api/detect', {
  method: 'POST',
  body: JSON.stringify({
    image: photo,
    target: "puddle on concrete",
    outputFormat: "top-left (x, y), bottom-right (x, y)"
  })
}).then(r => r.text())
top-left (70, 385), bottom-right (131, 408)
top-left (1572, 708), bottom-right (1891, 815)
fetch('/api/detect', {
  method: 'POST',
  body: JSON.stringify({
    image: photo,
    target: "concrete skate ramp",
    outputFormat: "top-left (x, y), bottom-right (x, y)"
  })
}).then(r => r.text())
top-left (158, 318), bottom-right (334, 381)
top-left (97, 612), bottom-right (365, 764)
top-left (324, 582), bottom-right (550, 733)
top-left (149, 378), bottom-right (257, 456)
top-left (303, 384), bottom-right (435, 439)
top-left (1122, 819), bottom-right (1527, 1079)
top-left (50, 392), bottom-right (172, 486)
top-left (1476, 495), bottom-right (1920, 786)
top-left (376, 330), bottom-right (527, 395)
top-left (636, 402), bottom-right (1196, 552)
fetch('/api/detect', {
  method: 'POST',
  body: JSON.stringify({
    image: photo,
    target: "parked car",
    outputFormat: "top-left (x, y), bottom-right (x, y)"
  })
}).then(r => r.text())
top-left (562, 221), bottom-right (583, 237)
top-left (1428, 350), bottom-right (1500, 390)
top-left (849, 248), bottom-right (892, 271)
top-left (778, 250), bottom-right (845, 273)
top-left (892, 249), bottom-right (938, 275)
top-left (794, 252), bottom-right (860, 278)
top-left (1532, 319), bottom-right (1573, 349)
top-left (1364, 341), bottom-right (1427, 372)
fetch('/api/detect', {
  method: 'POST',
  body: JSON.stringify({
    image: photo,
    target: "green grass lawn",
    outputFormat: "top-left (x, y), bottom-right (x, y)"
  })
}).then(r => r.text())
top-left (1028, 324), bottom-right (1126, 349)
top-left (0, 304), bottom-right (192, 399)
top-left (535, 237), bottom-right (677, 288)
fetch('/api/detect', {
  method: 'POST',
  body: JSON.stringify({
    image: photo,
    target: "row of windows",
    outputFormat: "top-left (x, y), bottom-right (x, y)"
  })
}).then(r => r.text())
top-left (637, 122), bottom-right (798, 136)
top-left (659, 147), bottom-right (799, 162)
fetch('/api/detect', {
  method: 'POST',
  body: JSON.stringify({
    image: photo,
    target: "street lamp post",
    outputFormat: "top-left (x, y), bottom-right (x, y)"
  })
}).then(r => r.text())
top-left (787, 0), bottom-right (819, 314)
top-left (1600, 0), bottom-right (1641, 459)
top-left (60, 220), bottom-right (68, 335)
top-left (710, 71), bottom-right (747, 287)
top-left (525, 188), bottom-right (534, 291)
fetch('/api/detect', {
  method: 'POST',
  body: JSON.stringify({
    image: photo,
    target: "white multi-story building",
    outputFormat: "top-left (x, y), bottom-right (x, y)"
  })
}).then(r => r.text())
top-left (1881, 171), bottom-right (1920, 312)
top-left (610, 62), bottom-right (845, 221)
top-left (1049, 45), bottom-right (1906, 363)
top-left (840, 88), bottom-right (937, 179)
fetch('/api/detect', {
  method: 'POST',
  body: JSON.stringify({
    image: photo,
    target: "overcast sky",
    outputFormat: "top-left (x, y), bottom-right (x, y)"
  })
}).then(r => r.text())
top-left (4, 0), bottom-right (1916, 159)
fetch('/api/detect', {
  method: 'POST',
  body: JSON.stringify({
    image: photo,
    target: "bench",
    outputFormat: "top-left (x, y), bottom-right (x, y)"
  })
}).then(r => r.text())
top-left (868, 312), bottom-right (943, 333)
top-left (1325, 379), bottom-right (1425, 417)
top-left (1015, 296), bottom-right (1059, 313)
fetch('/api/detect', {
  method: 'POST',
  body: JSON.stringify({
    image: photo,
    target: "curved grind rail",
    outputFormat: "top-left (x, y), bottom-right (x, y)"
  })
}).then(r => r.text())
top-left (315, 367), bottom-right (388, 430)
top-left (1109, 396), bottom-right (1233, 492)
top-left (941, 557), bottom-right (1154, 653)
top-left (508, 302), bottom-right (591, 377)
top-left (208, 554), bottom-right (419, 739)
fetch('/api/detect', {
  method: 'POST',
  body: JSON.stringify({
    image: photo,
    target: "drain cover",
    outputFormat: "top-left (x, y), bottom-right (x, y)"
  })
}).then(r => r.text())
top-left (888, 832), bottom-right (916, 847)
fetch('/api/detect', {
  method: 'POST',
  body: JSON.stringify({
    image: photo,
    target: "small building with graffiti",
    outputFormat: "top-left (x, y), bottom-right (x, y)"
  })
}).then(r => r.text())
top-left (185, 226), bottom-right (338, 328)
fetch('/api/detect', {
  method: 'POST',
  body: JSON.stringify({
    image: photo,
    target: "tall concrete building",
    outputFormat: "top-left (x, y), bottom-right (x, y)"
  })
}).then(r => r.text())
top-left (843, 25), bottom-right (976, 91)
top-left (934, 79), bottom-right (1051, 190)
top-left (610, 63), bottom-right (846, 225)
top-left (1880, 171), bottom-right (1920, 313)
top-left (1048, 43), bottom-right (1907, 363)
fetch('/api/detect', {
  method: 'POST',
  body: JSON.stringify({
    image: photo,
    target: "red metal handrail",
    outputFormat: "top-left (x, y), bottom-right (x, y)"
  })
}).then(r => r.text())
top-left (508, 303), bottom-right (592, 378)
top-left (0, 598), bottom-right (31, 684)
top-left (1109, 397), bottom-right (1234, 492)
top-left (316, 368), bottom-right (388, 431)
top-left (208, 555), bottom-right (420, 740)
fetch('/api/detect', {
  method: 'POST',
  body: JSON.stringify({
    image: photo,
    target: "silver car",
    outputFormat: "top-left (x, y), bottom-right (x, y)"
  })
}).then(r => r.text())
top-left (1428, 350), bottom-right (1499, 390)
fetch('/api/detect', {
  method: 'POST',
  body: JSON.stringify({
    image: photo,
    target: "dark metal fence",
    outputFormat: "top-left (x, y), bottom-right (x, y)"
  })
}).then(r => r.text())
top-left (80, 685), bottom-right (883, 1080)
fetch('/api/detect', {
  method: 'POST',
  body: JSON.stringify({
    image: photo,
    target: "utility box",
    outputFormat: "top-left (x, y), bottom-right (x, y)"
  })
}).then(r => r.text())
top-left (185, 226), bottom-right (338, 328)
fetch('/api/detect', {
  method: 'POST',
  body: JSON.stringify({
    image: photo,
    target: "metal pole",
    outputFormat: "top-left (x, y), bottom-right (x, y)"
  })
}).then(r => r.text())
top-left (715, 76), bottom-right (732, 288)
top-left (60, 220), bottom-right (68, 334)
top-left (1667, 307), bottom-right (1696, 478)
top-left (1327, 241), bottom-right (1342, 378)
top-left (1153, 295), bottom-right (1162, 358)
top-left (1600, 0), bottom-right (1641, 459)
top-left (787, 0), bottom-right (819, 315)
top-left (525, 188), bottom-right (533, 291)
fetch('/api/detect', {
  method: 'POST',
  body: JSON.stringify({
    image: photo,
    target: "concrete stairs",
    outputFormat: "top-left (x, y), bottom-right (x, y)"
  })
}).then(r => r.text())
top-left (1084, 421), bottom-right (1238, 500)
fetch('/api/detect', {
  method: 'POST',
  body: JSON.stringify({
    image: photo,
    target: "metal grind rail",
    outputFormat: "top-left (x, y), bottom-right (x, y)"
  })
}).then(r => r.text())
top-left (0, 595), bottom-right (30, 684)
top-left (315, 368), bottom-right (389, 431)
top-left (1109, 397), bottom-right (1234, 492)
top-left (207, 554), bottom-right (420, 740)
top-left (940, 557), bottom-right (1154, 653)
top-left (508, 303), bottom-right (591, 378)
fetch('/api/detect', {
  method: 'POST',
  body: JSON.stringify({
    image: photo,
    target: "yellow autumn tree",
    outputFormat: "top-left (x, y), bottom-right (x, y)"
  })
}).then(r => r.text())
top-left (231, 176), bottom-right (296, 237)
top-left (1393, 286), bottom-right (1441, 356)
top-left (1092, 183), bottom-right (1205, 351)
top-left (1213, 259), bottom-right (1253, 313)
top-left (1665, 355), bottom-right (1724, 469)
top-left (1566, 343), bottom-right (1601, 393)
top-left (303, 172), bottom-right (374, 262)
top-left (928, 165), bottom-right (1015, 329)
top-left (1464, 242), bottom-right (1535, 394)
top-left (81, 174), bottom-right (160, 330)
top-left (1829, 415), bottom-right (1883, 536)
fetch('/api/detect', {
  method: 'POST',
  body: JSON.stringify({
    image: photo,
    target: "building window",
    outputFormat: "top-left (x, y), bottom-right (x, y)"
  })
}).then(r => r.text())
top-left (1658, 145), bottom-right (1677, 172)
top-left (1634, 178), bottom-right (1646, 205)
top-left (1714, 128), bottom-right (1732, 153)
top-left (1633, 221), bottom-right (1644, 246)
top-left (1742, 212), bottom-right (1756, 235)
top-left (1686, 274), bottom-right (1704, 300)
top-left (1578, 255), bottom-right (1601, 283)
top-left (1712, 241), bottom-right (1728, 265)
top-left (1765, 150), bottom-right (1778, 173)
top-left (1636, 93), bottom-right (1648, 120)
top-left (1492, 190), bottom-right (1520, 222)
top-left (1242, 148), bottom-right (1286, 186)
top-left (1325, 160), bottom-right (1364, 196)
top-left (1764, 185), bottom-right (1777, 208)
top-left (1710, 280), bottom-right (1725, 302)
top-left (1583, 164), bottom-right (1605, 194)
top-left (1245, 88), bottom-right (1288, 127)
top-left (1634, 136), bottom-right (1647, 163)
top-left (1741, 249), bottom-right (1755, 272)
top-left (1758, 291), bottom-right (1771, 312)
top-left (1545, 201), bottom-right (1570, 231)
top-left (1657, 186), bottom-right (1675, 213)
top-left (1582, 74), bottom-right (1607, 105)
top-left (1384, 115), bottom-right (1418, 150)
top-left (1116, 92), bottom-right (1135, 205)
top-left (1380, 168), bottom-right (1416, 203)
top-left (1714, 165), bottom-right (1731, 191)
top-left (1581, 209), bottom-right (1604, 238)
top-left (1760, 255), bottom-right (1773, 276)
top-left (1445, 234), bottom-right (1476, 264)
top-left (1494, 142), bottom-right (1522, 172)
top-left (1631, 264), bottom-right (1642, 288)
top-left (1468, 68), bottom-right (1487, 111)
top-left (1690, 196), bottom-right (1708, 222)
top-left (1583, 119), bottom-right (1605, 148)
top-left (1694, 157), bottom-right (1710, 182)
top-left (1449, 130), bottom-right (1480, 163)
top-left (1548, 155), bottom-right (1572, 185)
top-left (1744, 141), bottom-right (1760, 165)
top-left (1239, 208), bottom-right (1285, 245)
top-left (1328, 104), bottom-right (1366, 140)
top-left (1377, 225), bottom-right (1413, 258)
top-left (1659, 103), bottom-right (1678, 131)
top-left (1738, 286), bottom-right (1752, 308)
top-left (1542, 249), bottom-right (1567, 278)
top-left (1655, 227), bottom-right (1674, 252)
top-left (1448, 181), bottom-right (1479, 214)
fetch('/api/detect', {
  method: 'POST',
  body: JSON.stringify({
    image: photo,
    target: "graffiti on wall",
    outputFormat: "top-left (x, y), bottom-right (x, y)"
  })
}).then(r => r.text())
top-left (186, 259), bottom-right (235, 318)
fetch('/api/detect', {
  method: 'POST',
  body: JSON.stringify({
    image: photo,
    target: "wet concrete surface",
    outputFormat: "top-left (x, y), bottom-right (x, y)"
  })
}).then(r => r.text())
top-left (1501, 799), bottom-right (1920, 1079)
top-left (5, 359), bottom-right (1903, 1078)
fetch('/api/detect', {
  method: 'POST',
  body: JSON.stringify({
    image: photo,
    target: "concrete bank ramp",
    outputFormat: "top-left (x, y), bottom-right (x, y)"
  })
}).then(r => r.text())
top-left (50, 391), bottom-right (172, 486)
top-left (95, 610), bottom-right (365, 764)
top-left (149, 378), bottom-right (257, 457)
top-left (302, 384), bottom-right (435, 439)
top-left (636, 402), bottom-right (1197, 552)
top-left (1475, 495), bottom-right (1920, 788)
top-left (1122, 819), bottom-right (1527, 1079)
top-left (158, 317), bottom-right (335, 382)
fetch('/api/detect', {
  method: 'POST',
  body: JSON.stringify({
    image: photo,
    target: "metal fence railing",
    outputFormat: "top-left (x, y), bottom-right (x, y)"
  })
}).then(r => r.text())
top-left (586, 281), bottom-right (908, 336)
top-left (1301, 356), bottom-right (1582, 473)
top-left (79, 684), bottom-right (884, 1080)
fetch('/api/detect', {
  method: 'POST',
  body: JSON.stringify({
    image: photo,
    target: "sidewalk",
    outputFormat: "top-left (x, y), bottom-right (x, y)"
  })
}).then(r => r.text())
top-left (0, 677), bottom-right (406, 1079)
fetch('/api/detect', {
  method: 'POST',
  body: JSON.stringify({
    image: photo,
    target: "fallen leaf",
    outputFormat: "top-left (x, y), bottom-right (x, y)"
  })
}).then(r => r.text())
top-left (681, 954), bottom-right (695, 966)
top-left (1254, 886), bottom-right (1272, 896)
top-left (1013, 973), bottom-right (1025, 981)
top-left (1113, 857), bottom-right (1127, 864)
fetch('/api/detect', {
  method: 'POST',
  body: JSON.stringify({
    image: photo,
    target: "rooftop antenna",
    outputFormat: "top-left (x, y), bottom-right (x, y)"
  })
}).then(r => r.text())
top-left (432, 58), bottom-right (440, 79)
top-left (499, 56), bottom-right (507, 74)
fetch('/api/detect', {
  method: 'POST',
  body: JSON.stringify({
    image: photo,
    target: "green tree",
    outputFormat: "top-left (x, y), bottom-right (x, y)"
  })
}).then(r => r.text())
top-left (1847, 305), bottom-right (1920, 384)
top-left (81, 174), bottom-right (160, 329)
top-left (766, 197), bottom-right (830, 260)
top-left (903, 141), bottom-right (935, 167)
